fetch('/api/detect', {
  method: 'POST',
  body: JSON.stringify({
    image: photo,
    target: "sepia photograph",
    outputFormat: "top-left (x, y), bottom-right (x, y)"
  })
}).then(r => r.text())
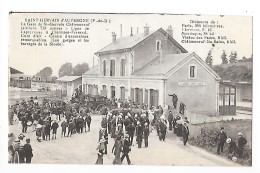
top-left (7, 12), bottom-right (252, 167)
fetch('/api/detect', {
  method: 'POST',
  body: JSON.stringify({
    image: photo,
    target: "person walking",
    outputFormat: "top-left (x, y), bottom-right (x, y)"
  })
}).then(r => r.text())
top-left (95, 137), bottom-right (106, 165)
top-left (143, 123), bottom-right (150, 147)
top-left (217, 127), bottom-right (227, 155)
top-left (23, 138), bottom-right (33, 163)
top-left (112, 136), bottom-right (123, 165)
top-left (237, 132), bottom-right (247, 158)
top-left (67, 120), bottom-right (74, 137)
top-left (86, 113), bottom-right (92, 132)
top-left (136, 121), bottom-right (143, 148)
top-left (168, 111), bottom-right (173, 131)
top-left (121, 134), bottom-right (132, 165)
top-left (126, 122), bottom-right (135, 145)
top-left (61, 119), bottom-right (68, 138)
top-left (182, 122), bottom-right (189, 146)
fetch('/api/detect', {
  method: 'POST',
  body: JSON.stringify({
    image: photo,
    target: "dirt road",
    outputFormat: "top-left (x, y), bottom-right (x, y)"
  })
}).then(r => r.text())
top-left (9, 115), bottom-right (239, 166)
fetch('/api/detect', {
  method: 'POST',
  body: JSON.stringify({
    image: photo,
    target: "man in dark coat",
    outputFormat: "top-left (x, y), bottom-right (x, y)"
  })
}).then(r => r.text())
top-left (67, 120), bottom-right (74, 137)
top-left (45, 121), bottom-right (51, 140)
top-left (143, 123), bottom-right (150, 147)
top-left (182, 122), bottom-right (189, 146)
top-left (136, 121), bottom-right (143, 148)
top-left (51, 120), bottom-right (59, 139)
top-left (237, 132), bottom-right (247, 158)
top-left (24, 138), bottom-right (33, 163)
top-left (126, 122), bottom-right (135, 145)
top-left (121, 134), bottom-right (132, 165)
top-left (168, 94), bottom-right (178, 109)
top-left (179, 102), bottom-right (186, 115)
top-left (159, 119), bottom-right (167, 141)
top-left (217, 127), bottom-right (227, 155)
top-left (61, 120), bottom-right (68, 137)
top-left (168, 111), bottom-right (173, 130)
top-left (86, 113), bottom-right (92, 131)
top-left (226, 137), bottom-right (237, 159)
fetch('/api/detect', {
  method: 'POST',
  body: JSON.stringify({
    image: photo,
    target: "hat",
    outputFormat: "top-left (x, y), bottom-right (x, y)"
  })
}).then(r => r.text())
top-left (14, 139), bottom-right (20, 142)
top-left (237, 132), bottom-right (243, 136)
top-left (220, 127), bottom-right (224, 130)
top-left (99, 138), bottom-right (106, 143)
top-left (144, 123), bottom-right (148, 126)
top-left (226, 138), bottom-right (231, 144)
top-left (18, 133), bottom-right (25, 139)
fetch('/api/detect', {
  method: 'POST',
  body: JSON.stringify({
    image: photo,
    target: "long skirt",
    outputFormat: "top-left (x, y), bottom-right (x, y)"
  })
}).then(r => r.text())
top-left (95, 150), bottom-right (104, 164)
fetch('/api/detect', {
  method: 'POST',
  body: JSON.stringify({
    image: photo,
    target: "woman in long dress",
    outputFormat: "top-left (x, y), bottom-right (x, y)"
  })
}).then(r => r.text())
top-left (112, 136), bottom-right (123, 165)
top-left (95, 137), bottom-right (106, 164)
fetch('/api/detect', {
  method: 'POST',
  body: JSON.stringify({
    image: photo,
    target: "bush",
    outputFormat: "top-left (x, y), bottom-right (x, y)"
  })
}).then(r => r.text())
top-left (189, 120), bottom-right (252, 166)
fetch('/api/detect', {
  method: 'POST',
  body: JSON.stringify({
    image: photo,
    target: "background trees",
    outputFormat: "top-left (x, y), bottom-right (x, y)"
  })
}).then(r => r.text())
top-left (58, 62), bottom-right (90, 77)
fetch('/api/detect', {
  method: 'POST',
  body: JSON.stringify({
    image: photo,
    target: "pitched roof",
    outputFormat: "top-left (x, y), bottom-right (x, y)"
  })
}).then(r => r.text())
top-left (95, 28), bottom-right (187, 55)
top-left (57, 76), bottom-right (81, 82)
top-left (9, 67), bottom-right (23, 74)
top-left (132, 52), bottom-right (221, 80)
top-left (133, 53), bottom-right (191, 76)
top-left (83, 65), bottom-right (99, 76)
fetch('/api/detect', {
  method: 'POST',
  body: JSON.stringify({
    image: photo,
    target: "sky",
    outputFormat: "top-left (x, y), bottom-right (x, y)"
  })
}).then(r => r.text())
top-left (9, 13), bottom-right (252, 76)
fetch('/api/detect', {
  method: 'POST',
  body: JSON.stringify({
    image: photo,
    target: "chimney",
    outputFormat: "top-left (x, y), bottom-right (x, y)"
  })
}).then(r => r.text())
top-left (112, 32), bottom-right (117, 42)
top-left (166, 25), bottom-right (173, 37)
top-left (120, 24), bottom-right (122, 37)
top-left (130, 27), bottom-right (133, 36)
top-left (144, 23), bottom-right (149, 36)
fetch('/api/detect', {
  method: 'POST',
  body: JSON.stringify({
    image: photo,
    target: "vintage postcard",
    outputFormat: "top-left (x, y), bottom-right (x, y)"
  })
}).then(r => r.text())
top-left (8, 12), bottom-right (252, 166)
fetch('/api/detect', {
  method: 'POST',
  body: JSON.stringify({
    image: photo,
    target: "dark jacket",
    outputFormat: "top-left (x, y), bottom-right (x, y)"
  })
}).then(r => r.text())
top-left (182, 125), bottom-right (189, 137)
top-left (122, 139), bottom-right (131, 153)
top-left (238, 136), bottom-right (247, 149)
top-left (24, 143), bottom-right (33, 157)
top-left (217, 131), bottom-right (227, 143)
top-left (126, 124), bottom-right (135, 136)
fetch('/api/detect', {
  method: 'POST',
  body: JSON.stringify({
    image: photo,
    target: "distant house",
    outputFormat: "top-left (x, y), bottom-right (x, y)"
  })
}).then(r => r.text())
top-left (213, 62), bottom-right (252, 103)
top-left (10, 73), bottom-right (32, 89)
top-left (57, 76), bottom-right (82, 97)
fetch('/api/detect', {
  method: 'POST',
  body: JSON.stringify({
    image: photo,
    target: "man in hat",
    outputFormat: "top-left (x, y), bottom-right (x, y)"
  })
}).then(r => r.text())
top-left (121, 134), bottom-right (132, 165)
top-left (182, 121), bottom-right (189, 146)
top-left (24, 138), bottom-right (33, 163)
top-left (217, 127), bottom-right (227, 155)
top-left (237, 132), bottom-right (247, 158)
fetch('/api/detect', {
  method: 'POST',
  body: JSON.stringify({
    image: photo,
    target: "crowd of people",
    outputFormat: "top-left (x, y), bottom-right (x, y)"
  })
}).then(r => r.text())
top-left (8, 90), bottom-right (248, 164)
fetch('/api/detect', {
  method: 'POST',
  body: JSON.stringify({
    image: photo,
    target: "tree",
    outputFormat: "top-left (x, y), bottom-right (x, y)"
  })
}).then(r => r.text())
top-left (51, 76), bottom-right (58, 83)
top-left (58, 63), bottom-right (73, 77)
top-left (36, 67), bottom-right (53, 77)
top-left (229, 51), bottom-right (238, 63)
top-left (205, 50), bottom-right (213, 66)
top-left (221, 50), bottom-right (228, 64)
top-left (72, 62), bottom-right (90, 76)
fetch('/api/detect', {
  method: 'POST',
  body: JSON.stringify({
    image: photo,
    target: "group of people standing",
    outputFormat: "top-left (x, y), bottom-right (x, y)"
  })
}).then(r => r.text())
top-left (217, 127), bottom-right (248, 160)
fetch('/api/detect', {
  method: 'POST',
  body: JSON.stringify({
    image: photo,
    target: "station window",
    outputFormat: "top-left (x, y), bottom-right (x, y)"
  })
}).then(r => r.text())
top-left (189, 65), bottom-right (197, 79)
top-left (102, 60), bottom-right (106, 76)
top-left (156, 40), bottom-right (161, 52)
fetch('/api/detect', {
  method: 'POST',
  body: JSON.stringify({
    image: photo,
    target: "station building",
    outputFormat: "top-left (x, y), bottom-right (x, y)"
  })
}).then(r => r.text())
top-left (82, 25), bottom-right (221, 115)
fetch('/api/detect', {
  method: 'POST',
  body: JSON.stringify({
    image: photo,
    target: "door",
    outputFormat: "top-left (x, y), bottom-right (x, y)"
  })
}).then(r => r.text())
top-left (219, 83), bottom-right (236, 115)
